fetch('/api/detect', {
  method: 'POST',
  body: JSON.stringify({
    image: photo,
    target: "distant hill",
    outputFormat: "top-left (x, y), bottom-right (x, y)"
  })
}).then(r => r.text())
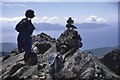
top-left (84, 46), bottom-right (118, 57)
top-left (34, 22), bottom-right (110, 31)
top-left (75, 23), bottom-right (110, 29)
top-left (34, 23), bottom-right (65, 31)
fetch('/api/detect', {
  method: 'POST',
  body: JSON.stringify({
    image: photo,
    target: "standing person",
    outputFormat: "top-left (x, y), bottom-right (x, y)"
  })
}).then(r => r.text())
top-left (15, 9), bottom-right (37, 65)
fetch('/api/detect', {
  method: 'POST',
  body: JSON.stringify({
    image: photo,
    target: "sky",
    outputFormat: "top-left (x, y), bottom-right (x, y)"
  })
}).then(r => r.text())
top-left (0, 2), bottom-right (119, 50)
top-left (0, 2), bottom-right (118, 25)
top-left (1, 0), bottom-right (120, 2)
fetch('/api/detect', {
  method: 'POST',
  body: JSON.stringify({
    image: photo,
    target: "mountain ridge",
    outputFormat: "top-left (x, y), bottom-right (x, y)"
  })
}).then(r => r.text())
top-left (1, 43), bottom-right (118, 57)
top-left (1, 32), bottom-right (120, 80)
top-left (84, 46), bottom-right (118, 57)
top-left (33, 22), bottom-right (110, 31)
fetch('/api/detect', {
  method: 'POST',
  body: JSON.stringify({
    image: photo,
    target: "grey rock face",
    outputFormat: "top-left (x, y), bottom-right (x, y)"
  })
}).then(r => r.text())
top-left (54, 51), bottom-right (120, 79)
top-left (100, 49), bottom-right (120, 76)
top-left (1, 32), bottom-right (120, 80)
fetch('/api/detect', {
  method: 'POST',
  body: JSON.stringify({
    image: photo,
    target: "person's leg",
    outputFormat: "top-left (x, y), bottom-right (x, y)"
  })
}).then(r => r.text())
top-left (17, 34), bottom-right (24, 53)
top-left (23, 37), bottom-right (32, 64)
top-left (24, 52), bottom-right (30, 63)
top-left (29, 37), bottom-right (38, 65)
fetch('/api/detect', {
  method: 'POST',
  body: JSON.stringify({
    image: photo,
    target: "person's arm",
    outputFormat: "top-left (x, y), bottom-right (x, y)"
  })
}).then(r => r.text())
top-left (27, 22), bottom-right (36, 37)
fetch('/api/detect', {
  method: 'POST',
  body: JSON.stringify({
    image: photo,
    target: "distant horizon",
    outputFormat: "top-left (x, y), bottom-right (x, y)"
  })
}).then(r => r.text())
top-left (0, 42), bottom-right (118, 52)
top-left (1, 2), bottom-right (118, 50)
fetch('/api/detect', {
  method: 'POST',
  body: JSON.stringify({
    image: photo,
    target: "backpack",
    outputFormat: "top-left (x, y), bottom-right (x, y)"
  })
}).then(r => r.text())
top-left (48, 52), bottom-right (63, 74)
top-left (15, 19), bottom-right (26, 32)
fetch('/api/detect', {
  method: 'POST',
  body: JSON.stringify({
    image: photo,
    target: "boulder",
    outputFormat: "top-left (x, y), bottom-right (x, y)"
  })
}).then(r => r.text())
top-left (100, 49), bottom-right (120, 76)
top-left (54, 51), bottom-right (120, 79)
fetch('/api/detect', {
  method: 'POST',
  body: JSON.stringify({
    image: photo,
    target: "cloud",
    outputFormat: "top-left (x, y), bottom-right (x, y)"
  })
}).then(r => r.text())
top-left (40, 16), bottom-right (59, 24)
top-left (0, 16), bottom-right (60, 24)
top-left (2, 3), bottom-right (27, 7)
top-left (0, 16), bottom-right (107, 25)
top-left (32, 17), bottom-right (41, 23)
top-left (85, 15), bottom-right (107, 23)
top-left (0, 16), bottom-right (24, 23)
top-left (40, 16), bottom-right (48, 23)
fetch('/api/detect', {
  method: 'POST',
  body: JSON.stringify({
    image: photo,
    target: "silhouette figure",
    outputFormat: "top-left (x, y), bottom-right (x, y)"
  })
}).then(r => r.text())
top-left (15, 9), bottom-right (37, 65)
top-left (57, 17), bottom-right (83, 59)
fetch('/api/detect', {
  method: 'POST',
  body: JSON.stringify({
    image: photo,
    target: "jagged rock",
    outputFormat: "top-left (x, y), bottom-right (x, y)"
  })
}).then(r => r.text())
top-left (38, 72), bottom-right (46, 79)
top-left (9, 63), bottom-right (24, 75)
top-left (2, 54), bottom-right (11, 62)
top-left (32, 32), bottom-right (56, 46)
top-left (54, 51), bottom-right (120, 79)
top-left (11, 66), bottom-right (25, 77)
top-left (0, 52), bottom-right (24, 79)
top-left (1, 32), bottom-right (120, 80)
top-left (38, 64), bottom-right (44, 70)
top-left (32, 75), bottom-right (39, 78)
top-left (100, 49), bottom-right (120, 76)
top-left (3, 48), bottom-right (19, 62)
top-left (33, 42), bottom-right (51, 54)
top-left (20, 65), bottom-right (38, 79)
top-left (45, 74), bottom-right (53, 80)
top-left (10, 48), bottom-right (19, 55)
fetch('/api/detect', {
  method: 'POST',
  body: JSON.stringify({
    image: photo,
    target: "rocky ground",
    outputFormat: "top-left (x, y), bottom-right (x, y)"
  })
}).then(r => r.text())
top-left (0, 33), bottom-right (120, 80)
top-left (100, 49), bottom-right (120, 77)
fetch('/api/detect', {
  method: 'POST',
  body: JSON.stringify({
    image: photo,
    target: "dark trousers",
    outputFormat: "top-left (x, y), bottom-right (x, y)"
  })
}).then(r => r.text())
top-left (17, 34), bottom-right (38, 65)
top-left (17, 34), bottom-right (24, 53)
top-left (23, 37), bottom-right (32, 63)
top-left (17, 34), bottom-right (32, 62)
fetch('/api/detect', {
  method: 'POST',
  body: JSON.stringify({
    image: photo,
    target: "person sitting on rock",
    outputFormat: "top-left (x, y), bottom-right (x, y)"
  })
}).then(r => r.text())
top-left (48, 44), bottom-right (64, 80)
top-left (57, 17), bottom-right (83, 59)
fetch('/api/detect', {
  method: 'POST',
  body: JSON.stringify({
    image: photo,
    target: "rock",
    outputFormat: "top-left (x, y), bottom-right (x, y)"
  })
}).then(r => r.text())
top-left (54, 51), bottom-right (120, 79)
top-left (11, 67), bottom-right (25, 77)
top-left (10, 48), bottom-right (19, 55)
top-left (39, 72), bottom-right (46, 79)
top-left (36, 42), bottom-right (51, 54)
top-left (100, 49), bottom-right (120, 76)
top-left (1, 32), bottom-right (120, 80)
top-left (32, 75), bottom-right (39, 78)
top-left (3, 75), bottom-right (19, 80)
top-left (20, 65), bottom-right (38, 79)
top-left (0, 53), bottom-right (24, 79)
top-left (2, 54), bottom-right (11, 62)
top-left (45, 74), bottom-right (53, 80)
top-left (38, 64), bottom-right (44, 70)
top-left (9, 63), bottom-right (24, 75)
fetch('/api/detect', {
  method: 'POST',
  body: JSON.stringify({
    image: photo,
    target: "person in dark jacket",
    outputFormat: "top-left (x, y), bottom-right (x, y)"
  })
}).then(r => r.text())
top-left (15, 9), bottom-right (37, 65)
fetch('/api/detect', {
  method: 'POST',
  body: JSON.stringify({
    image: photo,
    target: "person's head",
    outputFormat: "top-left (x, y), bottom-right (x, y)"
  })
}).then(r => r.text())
top-left (25, 9), bottom-right (35, 19)
top-left (67, 17), bottom-right (74, 25)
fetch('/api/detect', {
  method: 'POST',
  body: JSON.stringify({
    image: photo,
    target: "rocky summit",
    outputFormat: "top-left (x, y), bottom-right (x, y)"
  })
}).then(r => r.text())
top-left (100, 49), bottom-right (120, 77)
top-left (0, 33), bottom-right (120, 80)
